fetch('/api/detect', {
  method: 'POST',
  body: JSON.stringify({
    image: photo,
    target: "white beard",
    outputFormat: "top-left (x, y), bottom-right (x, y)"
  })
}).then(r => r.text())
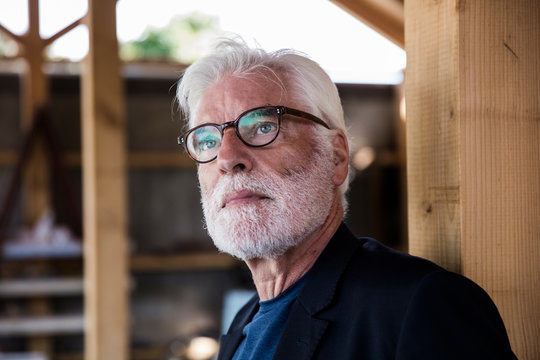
top-left (200, 148), bottom-right (336, 260)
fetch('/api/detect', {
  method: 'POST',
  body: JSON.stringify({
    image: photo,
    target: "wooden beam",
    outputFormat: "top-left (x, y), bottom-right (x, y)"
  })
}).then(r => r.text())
top-left (131, 253), bottom-right (241, 272)
top-left (17, 2), bottom-right (53, 357)
top-left (82, 0), bottom-right (129, 359)
top-left (43, 16), bottom-right (84, 46)
top-left (128, 151), bottom-right (195, 168)
top-left (0, 151), bottom-right (195, 168)
top-left (405, 1), bottom-right (540, 358)
top-left (21, 0), bottom-right (50, 226)
top-left (0, 22), bottom-right (24, 44)
top-left (330, 0), bottom-right (404, 48)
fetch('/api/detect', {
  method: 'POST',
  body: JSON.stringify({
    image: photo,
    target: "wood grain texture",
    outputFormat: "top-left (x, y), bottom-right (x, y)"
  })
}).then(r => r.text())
top-left (405, 0), bottom-right (540, 358)
top-left (405, 0), bottom-right (462, 273)
top-left (458, 1), bottom-right (540, 357)
top-left (82, 0), bottom-right (129, 359)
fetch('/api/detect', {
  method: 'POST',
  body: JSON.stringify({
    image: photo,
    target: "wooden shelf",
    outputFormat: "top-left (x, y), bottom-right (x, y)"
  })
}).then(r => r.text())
top-left (0, 150), bottom-right (402, 169)
top-left (1, 252), bottom-right (240, 272)
top-left (0, 151), bottom-right (195, 169)
top-left (130, 253), bottom-right (241, 272)
top-left (0, 314), bottom-right (84, 335)
top-left (0, 278), bottom-right (83, 297)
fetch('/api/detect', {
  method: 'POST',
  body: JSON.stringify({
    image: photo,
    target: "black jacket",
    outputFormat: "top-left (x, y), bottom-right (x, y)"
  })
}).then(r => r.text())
top-left (218, 224), bottom-right (516, 360)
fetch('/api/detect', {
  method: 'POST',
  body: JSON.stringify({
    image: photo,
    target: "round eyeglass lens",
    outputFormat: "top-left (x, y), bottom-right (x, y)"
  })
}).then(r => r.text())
top-left (187, 125), bottom-right (222, 162)
top-left (237, 108), bottom-right (279, 146)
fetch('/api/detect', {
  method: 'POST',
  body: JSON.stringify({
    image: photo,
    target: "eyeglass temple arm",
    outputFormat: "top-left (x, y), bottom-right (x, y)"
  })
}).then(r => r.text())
top-left (282, 107), bottom-right (331, 129)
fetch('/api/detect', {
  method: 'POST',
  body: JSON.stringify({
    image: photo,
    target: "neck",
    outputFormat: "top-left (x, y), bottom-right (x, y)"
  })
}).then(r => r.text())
top-left (245, 194), bottom-right (343, 301)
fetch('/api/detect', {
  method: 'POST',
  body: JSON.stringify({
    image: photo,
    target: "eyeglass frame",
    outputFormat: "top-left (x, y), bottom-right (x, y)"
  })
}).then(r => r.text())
top-left (177, 105), bottom-right (331, 164)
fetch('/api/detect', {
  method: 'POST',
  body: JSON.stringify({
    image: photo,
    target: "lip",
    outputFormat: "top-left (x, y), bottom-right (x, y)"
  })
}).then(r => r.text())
top-left (222, 190), bottom-right (269, 208)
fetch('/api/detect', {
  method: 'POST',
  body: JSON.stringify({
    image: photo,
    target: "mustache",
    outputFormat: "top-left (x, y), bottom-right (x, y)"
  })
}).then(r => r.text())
top-left (202, 172), bottom-right (275, 207)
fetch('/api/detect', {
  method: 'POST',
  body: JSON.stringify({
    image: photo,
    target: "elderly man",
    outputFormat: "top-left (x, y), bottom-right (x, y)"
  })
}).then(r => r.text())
top-left (175, 39), bottom-right (516, 360)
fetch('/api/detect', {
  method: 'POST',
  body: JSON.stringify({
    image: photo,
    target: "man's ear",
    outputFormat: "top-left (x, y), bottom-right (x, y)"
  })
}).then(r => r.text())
top-left (332, 130), bottom-right (349, 186)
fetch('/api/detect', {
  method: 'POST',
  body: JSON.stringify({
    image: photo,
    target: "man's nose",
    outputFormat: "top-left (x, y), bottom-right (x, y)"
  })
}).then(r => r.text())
top-left (216, 127), bottom-right (253, 173)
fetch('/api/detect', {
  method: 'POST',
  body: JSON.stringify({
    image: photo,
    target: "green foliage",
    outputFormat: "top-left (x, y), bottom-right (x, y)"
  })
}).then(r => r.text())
top-left (120, 12), bottom-right (221, 64)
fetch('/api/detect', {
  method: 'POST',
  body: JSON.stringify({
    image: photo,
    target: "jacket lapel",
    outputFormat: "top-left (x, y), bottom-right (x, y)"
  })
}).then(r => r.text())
top-left (217, 331), bottom-right (244, 360)
top-left (217, 295), bottom-right (259, 360)
top-left (273, 224), bottom-right (363, 360)
top-left (272, 303), bottom-right (330, 360)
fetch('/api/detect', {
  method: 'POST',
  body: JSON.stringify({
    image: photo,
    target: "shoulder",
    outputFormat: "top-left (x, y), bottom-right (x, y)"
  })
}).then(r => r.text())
top-left (339, 234), bottom-right (497, 309)
top-left (294, 225), bottom-right (516, 358)
top-left (314, 225), bottom-right (503, 323)
top-left (336, 230), bottom-right (446, 295)
top-left (301, 224), bottom-right (450, 317)
top-left (353, 237), bottom-right (441, 277)
top-left (395, 268), bottom-right (515, 358)
top-left (335, 229), bottom-right (515, 358)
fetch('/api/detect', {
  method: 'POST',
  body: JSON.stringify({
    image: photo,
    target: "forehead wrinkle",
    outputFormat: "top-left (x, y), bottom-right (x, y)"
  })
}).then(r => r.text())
top-left (196, 72), bottom-right (290, 126)
top-left (229, 71), bottom-right (289, 110)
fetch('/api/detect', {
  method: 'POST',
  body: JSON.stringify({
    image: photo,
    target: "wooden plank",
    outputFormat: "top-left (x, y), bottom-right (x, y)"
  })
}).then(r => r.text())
top-left (0, 22), bottom-right (24, 44)
top-left (27, 296), bottom-right (53, 358)
top-left (82, 0), bottom-right (129, 359)
top-left (0, 278), bottom-right (83, 297)
top-left (405, 0), bottom-right (461, 272)
top-left (405, 1), bottom-right (540, 358)
top-left (131, 253), bottom-right (241, 272)
top-left (43, 17), bottom-right (84, 46)
top-left (21, 0), bottom-right (50, 226)
top-left (63, 152), bottom-right (195, 168)
top-left (65, 151), bottom-right (194, 168)
top-left (0, 314), bottom-right (84, 335)
top-left (330, 0), bottom-right (404, 48)
top-left (128, 152), bottom-right (195, 168)
top-left (19, 3), bottom-right (52, 357)
top-left (458, 2), bottom-right (540, 357)
top-left (0, 151), bottom-right (195, 168)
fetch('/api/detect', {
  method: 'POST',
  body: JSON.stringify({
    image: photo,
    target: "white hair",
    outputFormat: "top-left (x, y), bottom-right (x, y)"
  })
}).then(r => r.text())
top-left (176, 37), bottom-right (351, 210)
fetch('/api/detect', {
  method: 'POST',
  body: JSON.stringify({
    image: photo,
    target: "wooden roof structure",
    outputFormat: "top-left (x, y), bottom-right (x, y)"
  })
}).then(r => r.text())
top-left (0, 0), bottom-right (538, 359)
top-left (331, 0), bottom-right (405, 48)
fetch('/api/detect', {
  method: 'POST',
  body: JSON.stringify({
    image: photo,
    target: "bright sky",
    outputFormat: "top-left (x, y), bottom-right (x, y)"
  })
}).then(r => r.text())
top-left (0, 0), bottom-right (406, 84)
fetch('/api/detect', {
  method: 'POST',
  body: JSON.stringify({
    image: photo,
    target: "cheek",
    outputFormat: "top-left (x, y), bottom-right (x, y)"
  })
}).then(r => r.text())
top-left (272, 148), bottom-right (315, 177)
top-left (197, 166), bottom-right (215, 195)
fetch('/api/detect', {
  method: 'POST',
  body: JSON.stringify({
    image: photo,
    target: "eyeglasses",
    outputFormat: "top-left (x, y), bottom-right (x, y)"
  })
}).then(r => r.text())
top-left (178, 105), bottom-right (330, 163)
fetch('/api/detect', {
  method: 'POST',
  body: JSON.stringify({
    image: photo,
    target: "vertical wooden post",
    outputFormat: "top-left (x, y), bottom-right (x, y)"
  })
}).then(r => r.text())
top-left (82, 0), bottom-right (129, 359)
top-left (22, 0), bottom-right (50, 225)
top-left (405, 1), bottom-right (540, 358)
top-left (21, 1), bottom-right (52, 357)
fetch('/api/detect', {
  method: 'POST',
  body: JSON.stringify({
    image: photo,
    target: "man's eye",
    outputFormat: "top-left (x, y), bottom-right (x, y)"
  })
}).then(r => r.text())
top-left (198, 138), bottom-right (217, 151)
top-left (256, 122), bottom-right (277, 135)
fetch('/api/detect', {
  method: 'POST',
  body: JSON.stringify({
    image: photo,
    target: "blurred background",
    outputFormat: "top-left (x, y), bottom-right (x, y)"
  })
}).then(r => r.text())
top-left (0, 0), bottom-right (406, 359)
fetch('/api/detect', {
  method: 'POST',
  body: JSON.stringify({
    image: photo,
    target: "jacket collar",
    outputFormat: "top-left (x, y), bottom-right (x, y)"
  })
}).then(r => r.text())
top-left (218, 223), bottom-right (362, 360)
top-left (272, 223), bottom-right (362, 359)
top-left (297, 223), bottom-right (362, 315)
top-left (217, 294), bottom-right (259, 360)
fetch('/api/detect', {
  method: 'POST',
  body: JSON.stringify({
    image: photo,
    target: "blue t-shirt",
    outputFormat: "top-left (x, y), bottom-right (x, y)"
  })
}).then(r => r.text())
top-left (232, 276), bottom-right (307, 360)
